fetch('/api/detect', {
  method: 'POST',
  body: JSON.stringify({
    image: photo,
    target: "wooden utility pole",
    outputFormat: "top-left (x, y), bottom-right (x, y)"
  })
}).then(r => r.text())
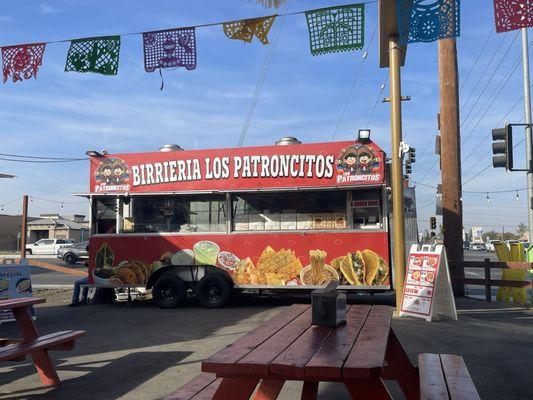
top-left (438, 38), bottom-right (465, 296)
top-left (20, 195), bottom-right (28, 259)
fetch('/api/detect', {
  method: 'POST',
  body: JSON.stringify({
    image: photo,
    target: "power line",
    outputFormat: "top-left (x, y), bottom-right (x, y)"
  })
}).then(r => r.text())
top-left (411, 179), bottom-right (528, 194)
top-left (237, 1), bottom-right (288, 147)
top-left (412, 134), bottom-right (436, 171)
top-left (463, 136), bottom-right (525, 185)
top-left (460, 30), bottom-right (520, 131)
top-left (0, 157), bottom-right (86, 163)
top-left (459, 33), bottom-right (507, 115)
top-left (421, 72), bottom-right (533, 185)
top-left (332, 24), bottom-right (377, 140)
top-left (31, 196), bottom-right (88, 205)
top-left (460, 56), bottom-right (522, 147)
top-left (461, 93), bottom-right (523, 166)
top-left (366, 74), bottom-right (388, 128)
top-left (0, 153), bottom-right (85, 161)
top-left (0, 197), bottom-right (22, 209)
top-left (460, 30), bottom-right (493, 91)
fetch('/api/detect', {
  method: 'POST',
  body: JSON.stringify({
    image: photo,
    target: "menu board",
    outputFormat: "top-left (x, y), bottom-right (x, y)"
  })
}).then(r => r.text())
top-left (400, 245), bottom-right (457, 322)
top-left (0, 260), bottom-right (34, 323)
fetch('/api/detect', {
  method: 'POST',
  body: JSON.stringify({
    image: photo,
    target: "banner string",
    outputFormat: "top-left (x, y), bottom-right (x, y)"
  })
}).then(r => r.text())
top-left (0, 1), bottom-right (378, 48)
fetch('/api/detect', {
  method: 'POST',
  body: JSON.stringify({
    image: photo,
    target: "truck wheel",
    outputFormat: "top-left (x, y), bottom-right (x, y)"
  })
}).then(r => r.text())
top-left (65, 253), bottom-right (76, 265)
top-left (153, 275), bottom-right (186, 308)
top-left (196, 275), bottom-right (230, 308)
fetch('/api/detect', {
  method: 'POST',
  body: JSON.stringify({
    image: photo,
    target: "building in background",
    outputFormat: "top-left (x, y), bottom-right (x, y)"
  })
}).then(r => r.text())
top-left (470, 226), bottom-right (483, 243)
top-left (403, 187), bottom-right (419, 249)
top-left (27, 214), bottom-right (89, 243)
top-left (0, 215), bottom-right (22, 251)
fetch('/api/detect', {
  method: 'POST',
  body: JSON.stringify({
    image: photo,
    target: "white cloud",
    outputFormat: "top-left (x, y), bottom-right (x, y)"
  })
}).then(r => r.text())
top-left (39, 4), bottom-right (62, 14)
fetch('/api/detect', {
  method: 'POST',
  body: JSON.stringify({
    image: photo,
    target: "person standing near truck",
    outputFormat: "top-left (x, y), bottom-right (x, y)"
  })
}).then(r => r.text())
top-left (69, 243), bottom-right (90, 307)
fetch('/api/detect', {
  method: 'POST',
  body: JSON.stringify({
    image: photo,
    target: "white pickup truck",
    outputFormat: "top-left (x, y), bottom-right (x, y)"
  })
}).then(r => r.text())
top-left (26, 239), bottom-right (74, 255)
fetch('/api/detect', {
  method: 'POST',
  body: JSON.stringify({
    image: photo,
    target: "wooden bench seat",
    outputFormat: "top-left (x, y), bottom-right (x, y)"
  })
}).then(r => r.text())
top-left (166, 372), bottom-right (221, 400)
top-left (0, 338), bottom-right (23, 347)
top-left (419, 354), bottom-right (480, 400)
top-left (0, 330), bottom-right (86, 362)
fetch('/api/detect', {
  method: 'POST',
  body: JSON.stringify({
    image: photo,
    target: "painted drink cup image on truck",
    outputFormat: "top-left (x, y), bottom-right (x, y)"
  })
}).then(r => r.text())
top-left (81, 138), bottom-right (393, 308)
top-left (193, 241), bottom-right (220, 265)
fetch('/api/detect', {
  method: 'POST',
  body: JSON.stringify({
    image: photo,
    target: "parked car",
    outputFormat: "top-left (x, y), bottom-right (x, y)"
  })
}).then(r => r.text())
top-left (469, 242), bottom-right (486, 251)
top-left (25, 238), bottom-right (74, 255)
top-left (505, 240), bottom-right (520, 249)
top-left (485, 240), bottom-right (501, 252)
top-left (57, 241), bottom-right (89, 265)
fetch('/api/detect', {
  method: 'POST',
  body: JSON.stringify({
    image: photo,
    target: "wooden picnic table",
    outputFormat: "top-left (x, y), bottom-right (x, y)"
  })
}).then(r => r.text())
top-left (201, 304), bottom-right (419, 400)
top-left (0, 297), bottom-right (85, 387)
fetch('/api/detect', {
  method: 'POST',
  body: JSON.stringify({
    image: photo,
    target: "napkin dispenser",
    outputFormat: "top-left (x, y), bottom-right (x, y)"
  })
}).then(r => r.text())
top-left (311, 280), bottom-right (346, 327)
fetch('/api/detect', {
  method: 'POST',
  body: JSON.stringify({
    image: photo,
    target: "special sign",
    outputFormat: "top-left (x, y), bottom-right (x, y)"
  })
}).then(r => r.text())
top-left (89, 141), bottom-right (385, 193)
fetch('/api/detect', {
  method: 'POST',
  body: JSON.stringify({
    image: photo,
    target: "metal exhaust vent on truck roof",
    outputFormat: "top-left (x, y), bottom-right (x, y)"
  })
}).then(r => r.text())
top-left (159, 144), bottom-right (184, 152)
top-left (275, 137), bottom-right (302, 146)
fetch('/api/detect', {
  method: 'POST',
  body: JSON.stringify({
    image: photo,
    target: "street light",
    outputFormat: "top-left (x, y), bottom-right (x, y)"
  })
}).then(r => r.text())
top-left (358, 129), bottom-right (371, 142)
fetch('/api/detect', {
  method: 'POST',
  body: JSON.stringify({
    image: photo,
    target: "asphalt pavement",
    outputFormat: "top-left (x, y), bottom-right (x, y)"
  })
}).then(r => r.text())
top-left (0, 293), bottom-right (530, 400)
top-left (0, 255), bottom-right (85, 288)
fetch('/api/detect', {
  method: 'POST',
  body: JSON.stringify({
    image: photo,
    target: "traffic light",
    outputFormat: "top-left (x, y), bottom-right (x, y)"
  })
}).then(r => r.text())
top-left (405, 147), bottom-right (415, 175)
top-left (407, 147), bottom-right (416, 164)
top-left (492, 125), bottom-right (513, 170)
top-left (430, 216), bottom-right (437, 230)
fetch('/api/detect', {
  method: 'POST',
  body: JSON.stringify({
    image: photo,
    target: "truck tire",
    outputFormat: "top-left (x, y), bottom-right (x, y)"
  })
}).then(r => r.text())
top-left (196, 275), bottom-right (230, 308)
top-left (153, 275), bottom-right (186, 308)
top-left (64, 253), bottom-right (76, 265)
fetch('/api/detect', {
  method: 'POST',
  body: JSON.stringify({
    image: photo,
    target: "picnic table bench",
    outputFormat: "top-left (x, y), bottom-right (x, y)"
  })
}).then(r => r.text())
top-left (419, 354), bottom-right (480, 400)
top-left (0, 297), bottom-right (85, 387)
top-left (169, 304), bottom-right (420, 399)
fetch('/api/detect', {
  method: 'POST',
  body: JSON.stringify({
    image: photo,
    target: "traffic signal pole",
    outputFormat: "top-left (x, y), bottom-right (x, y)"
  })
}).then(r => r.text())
top-left (521, 28), bottom-right (533, 241)
top-left (388, 35), bottom-right (406, 310)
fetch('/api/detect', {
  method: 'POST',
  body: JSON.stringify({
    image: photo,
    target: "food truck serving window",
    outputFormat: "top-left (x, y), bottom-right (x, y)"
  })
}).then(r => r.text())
top-left (100, 194), bottom-right (227, 234)
top-left (94, 198), bottom-right (117, 234)
top-left (232, 191), bottom-right (346, 231)
top-left (351, 189), bottom-right (382, 229)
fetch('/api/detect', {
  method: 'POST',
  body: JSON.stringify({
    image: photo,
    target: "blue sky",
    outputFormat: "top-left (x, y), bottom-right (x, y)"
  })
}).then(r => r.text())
top-left (0, 0), bottom-right (529, 234)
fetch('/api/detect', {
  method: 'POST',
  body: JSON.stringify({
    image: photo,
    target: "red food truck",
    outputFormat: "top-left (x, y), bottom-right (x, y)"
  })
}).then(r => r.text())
top-left (84, 137), bottom-right (392, 308)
